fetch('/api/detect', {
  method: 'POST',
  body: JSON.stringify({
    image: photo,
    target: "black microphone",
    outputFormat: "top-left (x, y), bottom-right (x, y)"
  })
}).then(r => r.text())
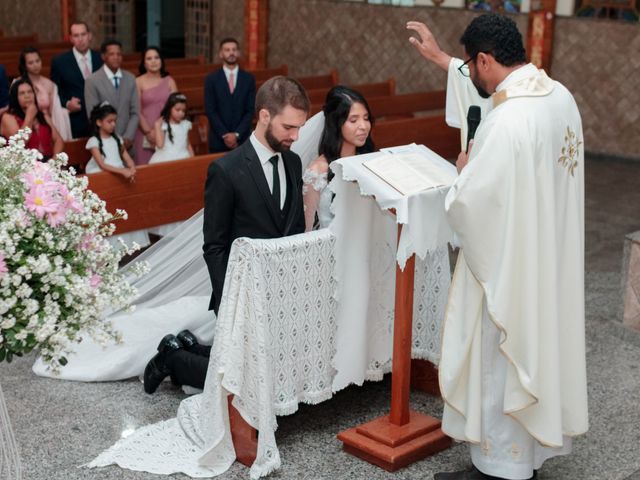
top-left (466, 105), bottom-right (481, 152)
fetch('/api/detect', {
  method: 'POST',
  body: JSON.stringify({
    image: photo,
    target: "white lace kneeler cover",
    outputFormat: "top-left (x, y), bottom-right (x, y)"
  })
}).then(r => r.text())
top-left (88, 230), bottom-right (337, 479)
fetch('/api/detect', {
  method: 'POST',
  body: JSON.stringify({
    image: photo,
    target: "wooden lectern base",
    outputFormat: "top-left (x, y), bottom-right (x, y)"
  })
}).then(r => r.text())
top-left (337, 411), bottom-right (451, 472)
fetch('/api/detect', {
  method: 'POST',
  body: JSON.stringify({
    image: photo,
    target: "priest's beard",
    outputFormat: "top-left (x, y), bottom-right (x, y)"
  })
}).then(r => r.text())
top-left (265, 123), bottom-right (292, 152)
top-left (472, 78), bottom-right (491, 99)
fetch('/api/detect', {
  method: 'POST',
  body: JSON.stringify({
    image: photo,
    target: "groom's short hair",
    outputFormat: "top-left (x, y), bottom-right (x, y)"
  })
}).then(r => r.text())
top-left (255, 76), bottom-right (310, 116)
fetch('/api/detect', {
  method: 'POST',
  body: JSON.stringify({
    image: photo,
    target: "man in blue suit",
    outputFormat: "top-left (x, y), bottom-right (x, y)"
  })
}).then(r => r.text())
top-left (204, 38), bottom-right (256, 153)
top-left (0, 64), bottom-right (9, 116)
top-left (50, 22), bottom-right (103, 138)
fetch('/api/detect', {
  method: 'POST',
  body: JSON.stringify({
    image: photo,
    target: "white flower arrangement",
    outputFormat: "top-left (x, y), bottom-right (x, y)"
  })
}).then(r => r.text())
top-left (0, 129), bottom-right (146, 372)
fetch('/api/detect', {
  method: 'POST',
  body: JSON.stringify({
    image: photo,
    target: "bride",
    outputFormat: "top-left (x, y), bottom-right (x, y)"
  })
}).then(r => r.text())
top-left (303, 86), bottom-right (374, 231)
top-left (32, 86), bottom-right (374, 383)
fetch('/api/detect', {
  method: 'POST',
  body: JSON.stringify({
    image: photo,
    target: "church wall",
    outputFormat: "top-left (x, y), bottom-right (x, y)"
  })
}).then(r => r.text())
top-left (267, 0), bottom-right (639, 159)
top-left (212, 0), bottom-right (246, 62)
top-left (0, 1), bottom-right (62, 42)
top-left (552, 17), bottom-right (640, 160)
top-left (267, 0), bottom-right (527, 93)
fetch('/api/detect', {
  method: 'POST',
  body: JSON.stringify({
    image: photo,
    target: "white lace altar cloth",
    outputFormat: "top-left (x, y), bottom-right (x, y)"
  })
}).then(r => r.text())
top-left (329, 146), bottom-right (454, 390)
top-left (89, 227), bottom-right (450, 478)
top-left (332, 144), bottom-right (457, 269)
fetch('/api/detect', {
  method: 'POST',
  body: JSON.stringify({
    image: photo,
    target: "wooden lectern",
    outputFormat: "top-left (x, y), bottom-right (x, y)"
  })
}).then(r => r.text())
top-left (336, 223), bottom-right (451, 471)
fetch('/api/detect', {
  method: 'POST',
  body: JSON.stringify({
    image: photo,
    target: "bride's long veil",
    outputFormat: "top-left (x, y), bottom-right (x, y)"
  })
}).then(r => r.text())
top-left (114, 111), bottom-right (326, 313)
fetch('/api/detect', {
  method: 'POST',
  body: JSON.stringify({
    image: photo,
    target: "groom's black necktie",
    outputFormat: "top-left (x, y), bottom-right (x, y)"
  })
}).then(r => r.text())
top-left (269, 155), bottom-right (280, 210)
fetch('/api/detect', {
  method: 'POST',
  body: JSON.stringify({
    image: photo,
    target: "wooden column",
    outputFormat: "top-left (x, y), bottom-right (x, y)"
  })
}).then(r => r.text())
top-left (337, 224), bottom-right (451, 472)
top-left (527, 0), bottom-right (557, 73)
top-left (60, 0), bottom-right (75, 41)
top-left (244, 0), bottom-right (269, 71)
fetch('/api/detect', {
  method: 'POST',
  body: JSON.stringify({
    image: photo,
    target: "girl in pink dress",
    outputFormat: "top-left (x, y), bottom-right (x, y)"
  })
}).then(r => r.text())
top-left (18, 47), bottom-right (72, 140)
top-left (134, 47), bottom-right (177, 164)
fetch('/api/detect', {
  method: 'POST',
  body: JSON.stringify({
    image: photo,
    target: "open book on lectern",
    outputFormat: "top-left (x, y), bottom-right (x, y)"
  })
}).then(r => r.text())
top-left (362, 143), bottom-right (458, 196)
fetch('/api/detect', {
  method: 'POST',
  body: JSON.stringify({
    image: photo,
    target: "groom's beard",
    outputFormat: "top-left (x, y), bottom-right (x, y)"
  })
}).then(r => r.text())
top-left (265, 123), bottom-right (292, 152)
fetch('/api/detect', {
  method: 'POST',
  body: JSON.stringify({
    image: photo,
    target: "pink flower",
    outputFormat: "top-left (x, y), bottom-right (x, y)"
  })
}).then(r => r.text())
top-left (79, 234), bottom-right (95, 251)
top-left (58, 185), bottom-right (83, 213)
top-left (46, 205), bottom-right (69, 227)
top-left (89, 273), bottom-right (102, 289)
top-left (24, 185), bottom-right (59, 218)
top-left (0, 253), bottom-right (7, 279)
top-left (22, 164), bottom-right (57, 192)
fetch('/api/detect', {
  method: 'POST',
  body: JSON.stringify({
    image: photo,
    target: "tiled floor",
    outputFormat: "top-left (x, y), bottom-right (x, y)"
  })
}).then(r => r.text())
top-left (2, 157), bottom-right (640, 480)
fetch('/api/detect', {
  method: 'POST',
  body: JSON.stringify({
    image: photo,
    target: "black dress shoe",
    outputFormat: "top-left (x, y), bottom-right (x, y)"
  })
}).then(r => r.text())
top-left (143, 334), bottom-right (183, 394)
top-left (176, 329), bottom-right (199, 351)
top-left (434, 466), bottom-right (537, 480)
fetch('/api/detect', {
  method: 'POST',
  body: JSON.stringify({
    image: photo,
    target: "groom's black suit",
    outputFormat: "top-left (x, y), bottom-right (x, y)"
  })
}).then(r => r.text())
top-left (202, 138), bottom-right (306, 314)
top-left (166, 138), bottom-right (305, 390)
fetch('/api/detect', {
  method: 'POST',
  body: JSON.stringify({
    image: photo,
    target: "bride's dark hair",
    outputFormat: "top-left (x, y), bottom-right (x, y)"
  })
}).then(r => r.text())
top-left (318, 85), bottom-right (375, 166)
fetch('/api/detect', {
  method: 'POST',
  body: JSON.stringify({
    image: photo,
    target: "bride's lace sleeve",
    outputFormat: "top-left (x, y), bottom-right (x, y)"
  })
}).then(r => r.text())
top-left (302, 168), bottom-right (328, 232)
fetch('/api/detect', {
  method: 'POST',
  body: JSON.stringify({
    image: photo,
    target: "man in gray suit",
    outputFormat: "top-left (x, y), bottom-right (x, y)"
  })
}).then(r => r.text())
top-left (84, 39), bottom-right (138, 151)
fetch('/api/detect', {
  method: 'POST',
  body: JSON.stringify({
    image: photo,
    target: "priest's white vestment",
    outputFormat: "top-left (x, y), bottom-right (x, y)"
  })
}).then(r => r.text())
top-left (440, 61), bottom-right (589, 479)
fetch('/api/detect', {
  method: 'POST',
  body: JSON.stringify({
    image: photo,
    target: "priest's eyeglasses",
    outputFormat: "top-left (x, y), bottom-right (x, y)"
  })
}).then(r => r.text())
top-left (457, 55), bottom-right (477, 77)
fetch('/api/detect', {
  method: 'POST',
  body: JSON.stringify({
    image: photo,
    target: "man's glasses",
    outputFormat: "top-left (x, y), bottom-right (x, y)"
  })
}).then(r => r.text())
top-left (457, 55), bottom-right (477, 78)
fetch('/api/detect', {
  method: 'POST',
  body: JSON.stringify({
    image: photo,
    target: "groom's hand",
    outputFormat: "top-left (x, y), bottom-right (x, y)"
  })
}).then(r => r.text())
top-left (406, 21), bottom-right (452, 72)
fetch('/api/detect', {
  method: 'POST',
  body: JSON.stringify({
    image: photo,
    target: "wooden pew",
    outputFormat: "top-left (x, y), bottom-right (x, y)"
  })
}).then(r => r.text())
top-left (306, 78), bottom-right (396, 104)
top-left (85, 153), bottom-right (223, 233)
top-left (310, 90), bottom-right (447, 120)
top-left (182, 86), bottom-right (206, 115)
top-left (63, 137), bottom-right (91, 173)
top-left (173, 64), bottom-right (288, 89)
top-left (0, 34), bottom-right (39, 51)
top-left (296, 70), bottom-right (339, 90)
top-left (189, 115), bottom-right (210, 155)
top-left (373, 115), bottom-right (460, 160)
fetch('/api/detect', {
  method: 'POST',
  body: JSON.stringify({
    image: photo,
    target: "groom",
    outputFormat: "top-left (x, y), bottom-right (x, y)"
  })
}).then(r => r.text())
top-left (143, 76), bottom-right (309, 393)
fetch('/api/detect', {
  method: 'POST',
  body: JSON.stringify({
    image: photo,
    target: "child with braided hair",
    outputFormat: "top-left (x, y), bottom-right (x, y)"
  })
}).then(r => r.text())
top-left (85, 102), bottom-right (149, 248)
top-left (85, 103), bottom-right (136, 181)
top-left (149, 92), bottom-right (193, 164)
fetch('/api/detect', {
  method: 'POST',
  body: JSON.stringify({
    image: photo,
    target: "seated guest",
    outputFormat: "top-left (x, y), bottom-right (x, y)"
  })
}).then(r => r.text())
top-left (0, 64), bottom-right (9, 116)
top-left (134, 46), bottom-right (177, 165)
top-left (50, 21), bottom-right (103, 139)
top-left (85, 39), bottom-right (139, 155)
top-left (85, 103), bottom-right (136, 178)
top-left (18, 46), bottom-right (73, 140)
top-left (85, 103), bottom-right (150, 249)
top-left (1, 79), bottom-right (63, 159)
top-left (204, 37), bottom-right (256, 153)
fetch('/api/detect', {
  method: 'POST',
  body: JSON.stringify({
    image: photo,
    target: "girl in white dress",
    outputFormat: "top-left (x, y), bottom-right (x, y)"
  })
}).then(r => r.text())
top-left (303, 86), bottom-right (374, 231)
top-left (148, 92), bottom-right (194, 164)
top-left (147, 93), bottom-right (195, 236)
top-left (85, 103), bottom-right (150, 248)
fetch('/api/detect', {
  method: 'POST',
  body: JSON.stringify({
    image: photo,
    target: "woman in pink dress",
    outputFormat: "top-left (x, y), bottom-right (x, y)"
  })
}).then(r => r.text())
top-left (134, 47), bottom-right (177, 164)
top-left (18, 47), bottom-right (72, 140)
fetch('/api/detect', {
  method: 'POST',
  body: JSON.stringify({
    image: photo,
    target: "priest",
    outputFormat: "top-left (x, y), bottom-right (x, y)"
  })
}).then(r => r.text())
top-left (407, 14), bottom-right (588, 480)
